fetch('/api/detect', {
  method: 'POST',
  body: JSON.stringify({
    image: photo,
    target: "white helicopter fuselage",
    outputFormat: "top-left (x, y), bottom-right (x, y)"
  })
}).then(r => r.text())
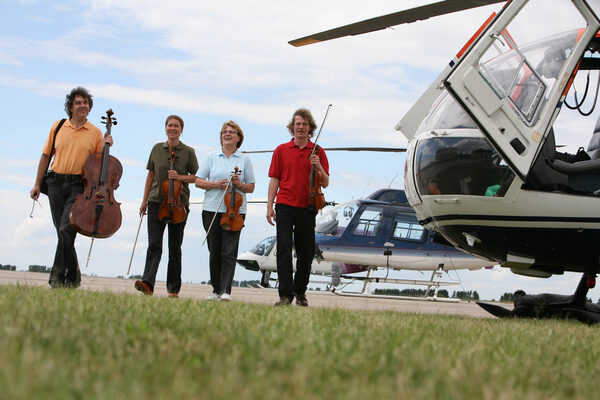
top-left (318, 245), bottom-right (488, 271)
top-left (399, 0), bottom-right (600, 278)
top-left (405, 129), bottom-right (600, 277)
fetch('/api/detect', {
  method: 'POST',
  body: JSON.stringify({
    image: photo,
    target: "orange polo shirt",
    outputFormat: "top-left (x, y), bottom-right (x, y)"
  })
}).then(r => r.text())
top-left (42, 119), bottom-right (104, 175)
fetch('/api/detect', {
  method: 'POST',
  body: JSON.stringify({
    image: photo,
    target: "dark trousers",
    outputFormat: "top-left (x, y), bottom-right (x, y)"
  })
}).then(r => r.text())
top-left (202, 211), bottom-right (244, 295)
top-left (275, 203), bottom-right (316, 299)
top-left (141, 202), bottom-right (188, 294)
top-left (47, 173), bottom-right (83, 287)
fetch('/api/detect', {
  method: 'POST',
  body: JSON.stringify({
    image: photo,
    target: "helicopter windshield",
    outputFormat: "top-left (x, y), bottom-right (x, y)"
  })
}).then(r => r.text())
top-left (315, 200), bottom-right (359, 235)
top-left (419, 91), bottom-right (478, 132)
top-left (415, 135), bottom-right (515, 197)
top-left (248, 236), bottom-right (276, 256)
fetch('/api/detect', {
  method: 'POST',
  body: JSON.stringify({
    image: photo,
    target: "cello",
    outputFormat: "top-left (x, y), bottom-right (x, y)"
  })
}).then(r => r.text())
top-left (69, 109), bottom-right (122, 265)
top-left (158, 151), bottom-right (186, 224)
top-left (220, 167), bottom-right (244, 231)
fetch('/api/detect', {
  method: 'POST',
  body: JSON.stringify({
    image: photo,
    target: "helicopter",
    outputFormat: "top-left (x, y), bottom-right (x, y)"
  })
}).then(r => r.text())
top-left (237, 188), bottom-right (492, 299)
top-left (289, 0), bottom-right (600, 322)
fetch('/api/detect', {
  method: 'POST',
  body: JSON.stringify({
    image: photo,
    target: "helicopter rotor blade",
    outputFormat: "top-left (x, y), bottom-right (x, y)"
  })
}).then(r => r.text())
top-left (289, 0), bottom-right (505, 47)
top-left (242, 147), bottom-right (406, 154)
top-left (322, 147), bottom-right (406, 152)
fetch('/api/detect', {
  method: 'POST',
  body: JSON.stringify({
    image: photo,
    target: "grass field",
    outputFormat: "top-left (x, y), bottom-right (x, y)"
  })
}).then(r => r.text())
top-left (1, 284), bottom-right (599, 400)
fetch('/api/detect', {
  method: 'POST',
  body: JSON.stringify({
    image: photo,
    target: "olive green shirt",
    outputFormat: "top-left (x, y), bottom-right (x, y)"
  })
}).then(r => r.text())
top-left (146, 141), bottom-right (199, 206)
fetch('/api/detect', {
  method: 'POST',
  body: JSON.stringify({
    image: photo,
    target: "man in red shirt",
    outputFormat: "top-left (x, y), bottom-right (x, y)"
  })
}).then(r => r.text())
top-left (267, 108), bottom-right (329, 306)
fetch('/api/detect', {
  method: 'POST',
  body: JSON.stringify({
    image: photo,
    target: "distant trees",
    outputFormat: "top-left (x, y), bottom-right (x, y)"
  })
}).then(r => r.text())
top-left (373, 288), bottom-right (450, 298)
top-left (372, 288), bottom-right (479, 300)
top-left (500, 292), bottom-right (515, 302)
top-left (451, 290), bottom-right (479, 300)
top-left (0, 264), bottom-right (17, 271)
top-left (28, 265), bottom-right (51, 273)
top-left (236, 280), bottom-right (261, 288)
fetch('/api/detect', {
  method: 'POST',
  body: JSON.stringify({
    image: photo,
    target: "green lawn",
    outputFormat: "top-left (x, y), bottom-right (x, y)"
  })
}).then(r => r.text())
top-left (1, 285), bottom-right (598, 399)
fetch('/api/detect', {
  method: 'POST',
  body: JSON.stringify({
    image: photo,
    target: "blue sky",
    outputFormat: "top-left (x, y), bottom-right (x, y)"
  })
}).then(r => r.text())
top-left (1, 0), bottom-right (597, 301)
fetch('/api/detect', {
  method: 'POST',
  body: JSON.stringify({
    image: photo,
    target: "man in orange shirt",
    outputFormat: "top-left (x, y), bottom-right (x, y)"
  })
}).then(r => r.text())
top-left (267, 108), bottom-right (329, 306)
top-left (30, 87), bottom-right (113, 288)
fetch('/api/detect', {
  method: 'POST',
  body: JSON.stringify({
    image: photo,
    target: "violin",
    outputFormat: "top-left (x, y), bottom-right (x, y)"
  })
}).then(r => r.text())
top-left (69, 109), bottom-right (122, 239)
top-left (307, 104), bottom-right (332, 212)
top-left (158, 151), bottom-right (186, 224)
top-left (308, 145), bottom-right (326, 211)
top-left (220, 167), bottom-right (244, 231)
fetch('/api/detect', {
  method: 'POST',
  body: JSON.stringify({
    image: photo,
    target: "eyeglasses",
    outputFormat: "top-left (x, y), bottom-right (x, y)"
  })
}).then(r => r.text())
top-left (222, 130), bottom-right (238, 135)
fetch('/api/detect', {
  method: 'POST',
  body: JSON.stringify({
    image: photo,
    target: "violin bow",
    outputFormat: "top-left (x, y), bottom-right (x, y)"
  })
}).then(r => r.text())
top-left (127, 213), bottom-right (145, 275)
top-left (309, 104), bottom-right (332, 157)
top-left (29, 198), bottom-right (43, 218)
top-left (201, 173), bottom-right (234, 246)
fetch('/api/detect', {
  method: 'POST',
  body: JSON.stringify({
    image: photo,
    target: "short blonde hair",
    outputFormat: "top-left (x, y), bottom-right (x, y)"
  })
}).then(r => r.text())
top-left (220, 120), bottom-right (244, 148)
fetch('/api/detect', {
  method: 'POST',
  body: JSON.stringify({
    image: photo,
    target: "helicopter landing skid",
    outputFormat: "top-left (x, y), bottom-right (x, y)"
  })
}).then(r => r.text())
top-left (476, 273), bottom-right (600, 324)
top-left (329, 287), bottom-right (461, 302)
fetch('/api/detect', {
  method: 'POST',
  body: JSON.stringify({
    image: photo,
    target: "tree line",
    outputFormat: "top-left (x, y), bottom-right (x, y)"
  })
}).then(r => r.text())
top-left (1, 264), bottom-right (50, 272)
top-left (373, 288), bottom-right (480, 300)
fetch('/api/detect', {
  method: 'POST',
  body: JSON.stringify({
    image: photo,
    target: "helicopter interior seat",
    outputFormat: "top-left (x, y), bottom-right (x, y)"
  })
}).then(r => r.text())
top-left (587, 115), bottom-right (600, 160)
top-left (548, 118), bottom-right (600, 194)
top-left (525, 127), bottom-right (568, 191)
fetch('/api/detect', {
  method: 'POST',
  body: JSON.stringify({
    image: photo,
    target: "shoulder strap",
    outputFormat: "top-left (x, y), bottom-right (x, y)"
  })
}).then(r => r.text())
top-left (46, 119), bottom-right (67, 170)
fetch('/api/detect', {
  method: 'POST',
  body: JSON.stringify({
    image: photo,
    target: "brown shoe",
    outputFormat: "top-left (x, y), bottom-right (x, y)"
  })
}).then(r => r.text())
top-left (296, 294), bottom-right (308, 307)
top-left (168, 293), bottom-right (179, 298)
top-left (275, 296), bottom-right (293, 306)
top-left (134, 280), bottom-right (153, 296)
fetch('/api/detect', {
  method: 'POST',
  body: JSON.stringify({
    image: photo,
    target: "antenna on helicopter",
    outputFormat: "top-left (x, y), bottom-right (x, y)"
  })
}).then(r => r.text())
top-left (387, 172), bottom-right (399, 188)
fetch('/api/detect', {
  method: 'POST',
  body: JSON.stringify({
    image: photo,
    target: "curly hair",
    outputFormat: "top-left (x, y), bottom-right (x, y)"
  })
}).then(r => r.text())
top-left (286, 108), bottom-right (317, 137)
top-left (64, 87), bottom-right (93, 118)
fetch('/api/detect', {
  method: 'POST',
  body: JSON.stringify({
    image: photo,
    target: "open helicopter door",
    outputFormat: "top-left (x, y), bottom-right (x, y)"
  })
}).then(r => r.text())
top-left (443, 0), bottom-right (600, 181)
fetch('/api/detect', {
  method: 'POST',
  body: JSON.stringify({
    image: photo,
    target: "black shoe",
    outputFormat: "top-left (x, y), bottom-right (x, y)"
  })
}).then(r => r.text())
top-left (64, 280), bottom-right (80, 289)
top-left (275, 296), bottom-right (293, 306)
top-left (296, 295), bottom-right (308, 307)
top-left (49, 279), bottom-right (64, 289)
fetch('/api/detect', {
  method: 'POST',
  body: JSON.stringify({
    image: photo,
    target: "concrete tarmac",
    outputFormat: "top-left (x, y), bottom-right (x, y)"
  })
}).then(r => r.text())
top-left (0, 270), bottom-right (497, 319)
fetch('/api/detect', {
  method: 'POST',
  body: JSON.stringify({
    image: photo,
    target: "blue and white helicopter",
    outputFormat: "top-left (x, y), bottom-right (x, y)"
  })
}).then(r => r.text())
top-left (237, 188), bottom-right (492, 299)
top-left (289, 0), bottom-right (600, 322)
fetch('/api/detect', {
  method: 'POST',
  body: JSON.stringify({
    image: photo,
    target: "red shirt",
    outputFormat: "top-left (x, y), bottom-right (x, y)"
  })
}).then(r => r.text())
top-left (269, 139), bottom-right (329, 208)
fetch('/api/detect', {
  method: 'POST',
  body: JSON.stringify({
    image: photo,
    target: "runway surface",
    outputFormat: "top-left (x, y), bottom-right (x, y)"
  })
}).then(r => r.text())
top-left (0, 270), bottom-right (498, 319)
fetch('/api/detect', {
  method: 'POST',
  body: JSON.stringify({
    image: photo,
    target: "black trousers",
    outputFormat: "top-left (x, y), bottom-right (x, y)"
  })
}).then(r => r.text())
top-left (46, 173), bottom-right (83, 287)
top-left (275, 203), bottom-right (316, 299)
top-left (202, 211), bottom-right (244, 295)
top-left (141, 202), bottom-right (188, 294)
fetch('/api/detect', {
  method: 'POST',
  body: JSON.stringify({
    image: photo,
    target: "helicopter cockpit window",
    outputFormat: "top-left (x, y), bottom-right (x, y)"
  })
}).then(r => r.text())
top-left (249, 236), bottom-right (276, 256)
top-left (475, 0), bottom-right (584, 126)
top-left (352, 206), bottom-right (384, 237)
top-left (391, 213), bottom-right (425, 242)
top-left (415, 136), bottom-right (515, 197)
top-left (420, 91), bottom-right (478, 132)
top-left (315, 200), bottom-right (359, 235)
